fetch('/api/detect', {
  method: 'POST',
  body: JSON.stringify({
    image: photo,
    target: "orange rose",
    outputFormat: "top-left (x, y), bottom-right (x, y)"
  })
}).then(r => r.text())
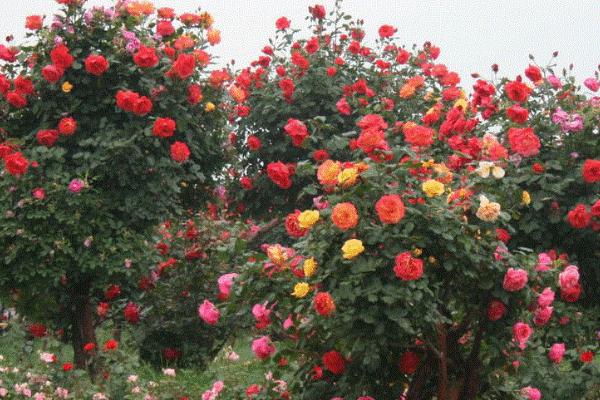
top-left (331, 202), bottom-right (359, 231)
top-left (317, 160), bottom-right (342, 186)
top-left (375, 194), bottom-right (405, 224)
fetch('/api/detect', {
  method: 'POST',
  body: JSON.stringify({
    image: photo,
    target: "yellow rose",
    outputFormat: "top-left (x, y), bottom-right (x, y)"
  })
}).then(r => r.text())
top-left (342, 239), bottom-right (364, 260)
top-left (205, 102), bottom-right (216, 112)
top-left (291, 282), bottom-right (310, 298)
top-left (298, 210), bottom-right (320, 229)
top-left (338, 167), bottom-right (358, 188)
top-left (454, 98), bottom-right (468, 110)
top-left (267, 244), bottom-right (288, 267)
top-left (62, 81), bottom-right (73, 93)
top-left (303, 258), bottom-right (318, 278)
top-left (521, 191), bottom-right (531, 206)
top-left (422, 179), bottom-right (445, 197)
top-left (476, 195), bottom-right (501, 222)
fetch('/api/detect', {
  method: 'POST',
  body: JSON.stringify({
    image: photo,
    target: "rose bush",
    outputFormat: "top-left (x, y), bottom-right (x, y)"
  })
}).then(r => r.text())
top-left (132, 201), bottom-right (257, 370)
top-left (211, 3), bottom-right (600, 399)
top-left (0, 0), bottom-right (226, 373)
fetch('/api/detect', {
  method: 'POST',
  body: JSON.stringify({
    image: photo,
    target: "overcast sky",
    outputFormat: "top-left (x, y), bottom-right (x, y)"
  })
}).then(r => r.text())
top-left (2, 0), bottom-right (599, 88)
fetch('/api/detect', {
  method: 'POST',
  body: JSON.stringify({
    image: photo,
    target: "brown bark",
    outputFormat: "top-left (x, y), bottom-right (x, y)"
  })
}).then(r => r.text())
top-left (405, 354), bottom-right (434, 400)
top-left (71, 290), bottom-right (97, 378)
top-left (436, 323), bottom-right (449, 400)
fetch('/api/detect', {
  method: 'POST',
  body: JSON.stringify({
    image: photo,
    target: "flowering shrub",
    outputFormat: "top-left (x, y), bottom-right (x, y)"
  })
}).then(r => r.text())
top-left (0, 0), bottom-right (226, 372)
top-left (216, 3), bottom-right (600, 399)
top-left (132, 203), bottom-right (257, 370)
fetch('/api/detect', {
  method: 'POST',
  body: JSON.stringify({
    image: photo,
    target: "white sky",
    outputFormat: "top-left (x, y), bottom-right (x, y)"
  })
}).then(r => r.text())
top-left (2, 0), bottom-right (599, 88)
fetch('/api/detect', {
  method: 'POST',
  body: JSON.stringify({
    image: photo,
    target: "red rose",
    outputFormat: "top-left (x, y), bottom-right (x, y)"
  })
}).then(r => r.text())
top-left (103, 339), bottom-right (118, 351)
top-left (83, 342), bottom-right (96, 352)
top-left (37, 129), bottom-right (59, 147)
top-left (582, 159), bottom-right (600, 183)
top-left (393, 252), bottom-right (424, 281)
top-left (6, 91), bottom-right (27, 108)
top-left (115, 90), bottom-right (139, 112)
top-left (376, 194), bottom-right (405, 224)
top-left (322, 350), bottom-right (345, 375)
top-left (275, 17), bottom-right (291, 30)
top-left (524, 65), bottom-right (542, 82)
top-left (487, 299), bottom-right (506, 321)
top-left (313, 292), bottom-right (335, 316)
top-left (4, 152), bottom-right (29, 176)
top-left (291, 51), bottom-right (309, 70)
top-left (580, 351), bottom-right (594, 363)
top-left (105, 284), bottom-right (121, 300)
top-left (240, 176), bottom-right (253, 190)
top-left (504, 80), bottom-right (532, 103)
top-left (156, 20), bottom-right (175, 36)
top-left (284, 118), bottom-right (309, 147)
top-left (247, 135), bottom-right (261, 150)
top-left (0, 142), bottom-right (13, 158)
top-left (267, 161), bottom-right (292, 189)
top-left (396, 49), bottom-right (410, 64)
top-left (84, 54), bottom-right (109, 76)
top-left (132, 96), bottom-right (153, 116)
top-left (378, 24), bottom-right (396, 38)
top-left (58, 117), bottom-right (77, 136)
top-left (285, 210), bottom-right (307, 238)
top-left (495, 228), bottom-right (511, 243)
top-left (153, 117), bottom-right (176, 138)
top-left (591, 200), bottom-right (600, 217)
top-left (0, 74), bottom-right (10, 95)
top-left (187, 84), bottom-right (203, 104)
top-left (169, 53), bottom-right (196, 80)
top-left (532, 162), bottom-right (545, 174)
top-left (50, 45), bottom-right (74, 69)
top-left (133, 46), bottom-right (159, 68)
top-left (567, 204), bottom-right (591, 229)
top-left (123, 302), bottom-right (140, 324)
top-left (313, 149), bottom-right (330, 161)
top-left (399, 351), bottom-right (420, 374)
top-left (309, 4), bottom-right (326, 19)
top-left (506, 104), bottom-right (529, 124)
top-left (170, 141), bottom-right (190, 163)
top-left (41, 64), bottom-right (64, 83)
top-left (25, 15), bottom-right (43, 30)
top-left (507, 127), bottom-right (540, 157)
top-left (561, 284), bottom-right (581, 302)
top-left (28, 322), bottom-right (47, 337)
top-left (14, 76), bottom-right (34, 95)
top-left (403, 124), bottom-right (434, 148)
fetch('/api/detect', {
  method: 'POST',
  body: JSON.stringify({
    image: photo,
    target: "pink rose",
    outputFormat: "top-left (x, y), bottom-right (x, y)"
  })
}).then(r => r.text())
top-left (198, 299), bottom-right (220, 325)
top-left (535, 253), bottom-right (552, 271)
top-left (559, 265), bottom-right (579, 290)
top-left (521, 386), bottom-right (542, 400)
top-left (283, 314), bottom-right (294, 330)
top-left (503, 268), bottom-right (528, 292)
top-left (252, 302), bottom-right (272, 329)
top-left (512, 322), bottom-right (533, 349)
top-left (533, 306), bottom-right (553, 326)
top-left (548, 343), bottom-right (565, 364)
top-left (251, 336), bottom-right (275, 359)
top-left (547, 75), bottom-right (562, 89)
top-left (537, 287), bottom-right (555, 308)
top-left (584, 77), bottom-right (600, 92)
top-left (217, 273), bottom-right (238, 298)
top-left (68, 178), bottom-right (85, 193)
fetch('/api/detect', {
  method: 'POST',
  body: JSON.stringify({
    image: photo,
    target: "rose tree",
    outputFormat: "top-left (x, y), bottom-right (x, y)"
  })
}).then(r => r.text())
top-left (0, 0), bottom-right (226, 372)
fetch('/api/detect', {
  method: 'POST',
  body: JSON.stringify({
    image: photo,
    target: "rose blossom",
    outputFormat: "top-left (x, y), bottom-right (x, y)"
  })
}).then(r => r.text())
top-left (503, 268), bottom-right (528, 291)
top-left (548, 343), bottom-right (565, 364)
top-left (512, 322), bottom-right (533, 349)
top-left (68, 178), bottom-right (85, 193)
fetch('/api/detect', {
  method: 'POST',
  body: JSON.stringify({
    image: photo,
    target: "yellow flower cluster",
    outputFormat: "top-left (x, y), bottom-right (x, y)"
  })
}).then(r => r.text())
top-left (298, 210), bottom-right (320, 229)
top-left (303, 258), bottom-right (318, 277)
top-left (342, 239), bottom-right (364, 259)
top-left (292, 282), bottom-right (310, 298)
top-left (422, 179), bottom-right (445, 197)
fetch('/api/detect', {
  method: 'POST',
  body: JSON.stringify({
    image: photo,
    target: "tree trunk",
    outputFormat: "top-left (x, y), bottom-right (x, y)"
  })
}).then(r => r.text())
top-left (436, 323), bottom-right (449, 400)
top-left (71, 290), bottom-right (97, 378)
